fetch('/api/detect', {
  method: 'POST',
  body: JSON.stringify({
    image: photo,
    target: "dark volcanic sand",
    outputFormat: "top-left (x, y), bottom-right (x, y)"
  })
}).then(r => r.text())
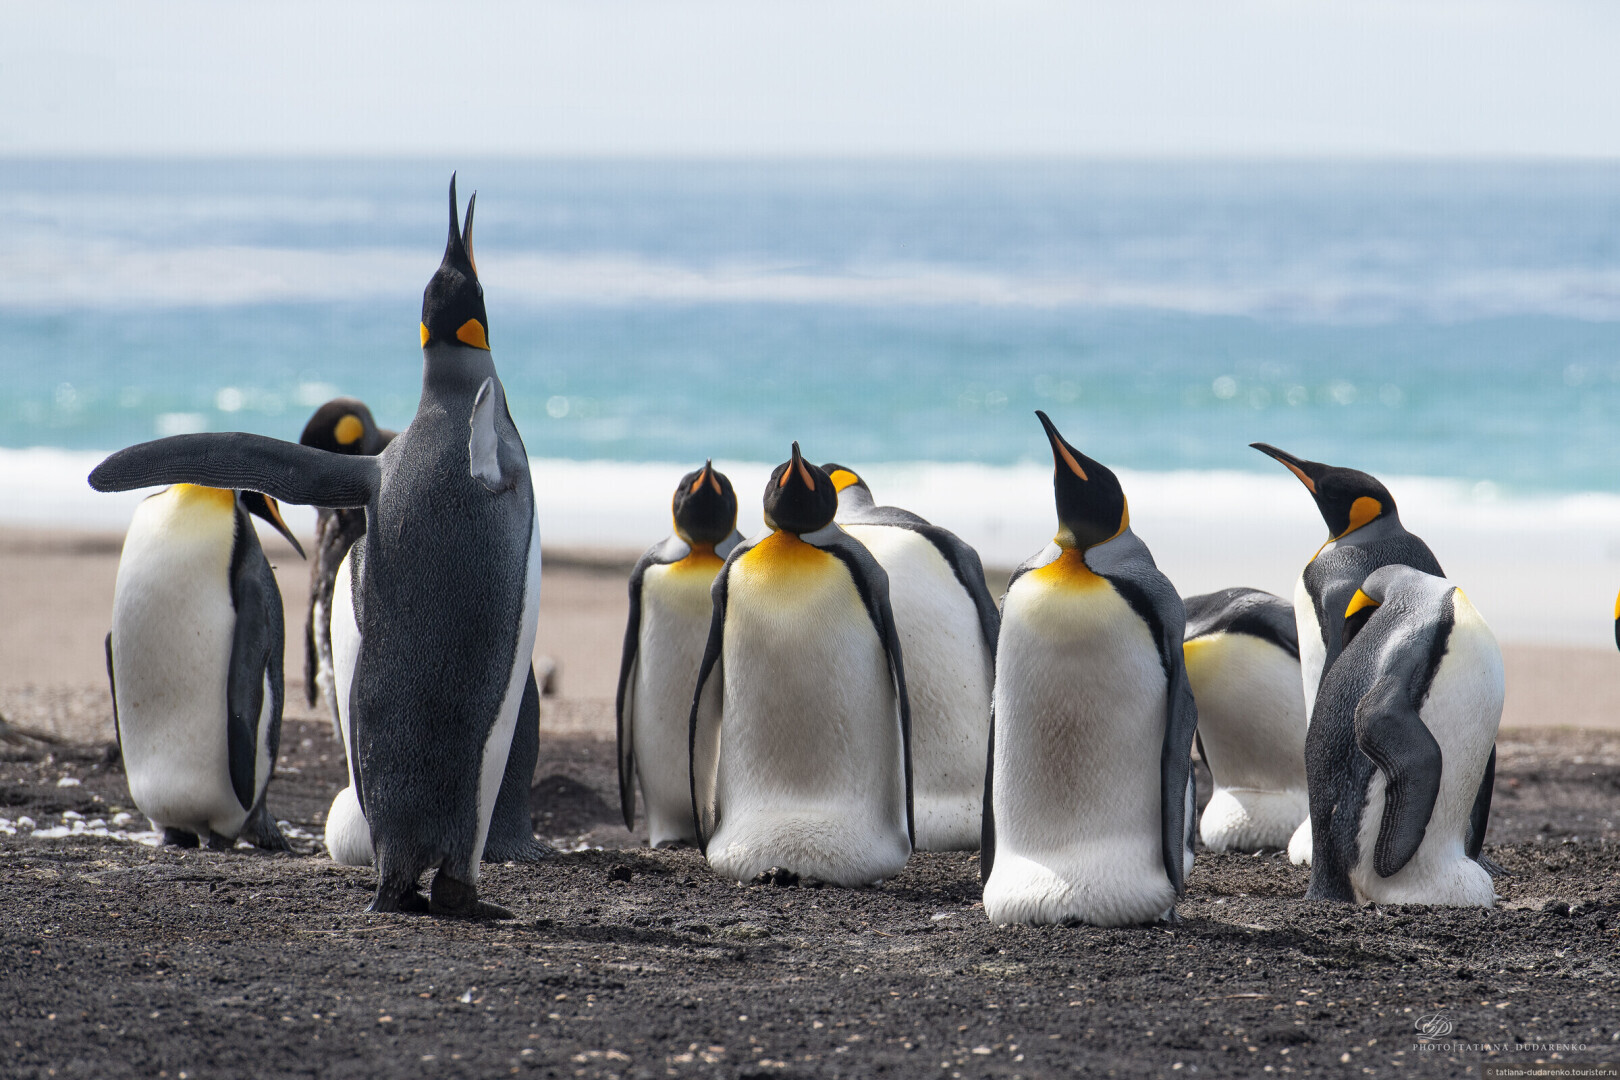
top-left (2, 720), bottom-right (1617, 1079)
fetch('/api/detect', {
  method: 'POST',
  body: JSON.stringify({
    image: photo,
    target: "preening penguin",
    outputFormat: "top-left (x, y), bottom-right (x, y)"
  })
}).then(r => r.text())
top-left (1250, 444), bottom-right (1448, 865)
top-left (616, 461), bottom-right (744, 846)
top-left (689, 444), bottom-right (914, 886)
top-left (93, 177), bottom-right (547, 916)
top-left (298, 397), bottom-right (393, 737)
top-left (1182, 588), bottom-right (1307, 852)
top-left (822, 463), bottom-right (998, 851)
top-left (106, 484), bottom-right (304, 850)
top-left (980, 412), bottom-right (1197, 927)
top-left (1303, 565), bottom-right (1502, 906)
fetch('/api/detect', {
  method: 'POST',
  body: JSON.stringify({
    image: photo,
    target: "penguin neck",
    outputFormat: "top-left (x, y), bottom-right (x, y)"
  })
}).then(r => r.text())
top-left (1317, 508), bottom-right (1404, 557)
top-left (420, 342), bottom-right (498, 397)
top-left (836, 485), bottom-right (876, 515)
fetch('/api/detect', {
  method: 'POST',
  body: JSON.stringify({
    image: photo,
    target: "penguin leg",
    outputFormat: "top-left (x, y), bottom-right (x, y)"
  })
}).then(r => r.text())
top-left (206, 831), bottom-right (236, 852)
top-left (162, 827), bottom-right (200, 849)
top-left (428, 870), bottom-right (514, 920)
top-left (239, 793), bottom-right (292, 852)
top-left (368, 874), bottom-right (430, 914)
top-left (480, 667), bottom-right (556, 863)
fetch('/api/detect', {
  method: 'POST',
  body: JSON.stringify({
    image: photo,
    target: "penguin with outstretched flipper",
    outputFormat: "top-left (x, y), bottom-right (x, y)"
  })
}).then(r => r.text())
top-left (93, 177), bottom-right (549, 916)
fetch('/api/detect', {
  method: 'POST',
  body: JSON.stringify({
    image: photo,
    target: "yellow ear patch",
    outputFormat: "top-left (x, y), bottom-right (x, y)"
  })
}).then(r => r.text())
top-left (1345, 589), bottom-right (1380, 619)
top-left (455, 319), bottom-right (489, 350)
top-left (828, 469), bottom-right (860, 493)
top-left (420, 322), bottom-right (430, 347)
top-left (334, 414), bottom-right (364, 446)
top-left (1338, 496), bottom-right (1383, 538)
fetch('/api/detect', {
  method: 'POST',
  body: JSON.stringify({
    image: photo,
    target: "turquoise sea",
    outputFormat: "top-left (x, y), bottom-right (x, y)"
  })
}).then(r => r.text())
top-left (3, 158), bottom-right (1620, 495)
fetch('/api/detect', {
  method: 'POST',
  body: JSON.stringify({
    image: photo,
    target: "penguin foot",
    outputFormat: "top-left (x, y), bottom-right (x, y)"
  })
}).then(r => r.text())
top-left (240, 800), bottom-right (292, 852)
top-left (206, 831), bottom-right (236, 852)
top-left (750, 867), bottom-right (803, 888)
top-left (1477, 854), bottom-right (1509, 878)
top-left (480, 836), bottom-right (557, 863)
top-left (368, 888), bottom-right (430, 914)
top-left (428, 871), bottom-right (514, 920)
top-left (162, 827), bottom-right (200, 849)
top-left (653, 839), bottom-right (692, 850)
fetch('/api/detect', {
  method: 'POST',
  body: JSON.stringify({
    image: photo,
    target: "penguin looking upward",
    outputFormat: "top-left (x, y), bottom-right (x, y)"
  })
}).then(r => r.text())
top-left (689, 444), bottom-right (915, 886)
top-left (980, 412), bottom-right (1197, 926)
top-left (299, 398), bottom-right (394, 736)
top-left (1304, 565), bottom-right (1502, 906)
top-left (1250, 443), bottom-right (1465, 864)
top-left (616, 461), bottom-right (744, 846)
top-left (107, 484), bottom-right (304, 850)
top-left (92, 176), bottom-right (547, 917)
top-left (822, 463), bottom-right (998, 851)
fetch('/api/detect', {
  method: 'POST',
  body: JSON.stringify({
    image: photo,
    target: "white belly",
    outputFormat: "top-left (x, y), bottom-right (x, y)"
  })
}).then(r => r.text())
top-left (1352, 600), bottom-right (1502, 906)
top-left (1184, 632), bottom-right (1308, 852)
top-left (111, 492), bottom-right (250, 840)
top-left (324, 548), bottom-right (373, 866)
top-left (706, 546), bottom-right (909, 886)
top-left (632, 558), bottom-right (721, 845)
top-left (983, 567), bottom-right (1176, 926)
top-left (844, 524), bottom-right (991, 851)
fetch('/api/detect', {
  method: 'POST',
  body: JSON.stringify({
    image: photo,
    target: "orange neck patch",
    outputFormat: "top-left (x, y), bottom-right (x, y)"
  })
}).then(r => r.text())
top-left (740, 529), bottom-right (831, 583)
top-left (1029, 548), bottom-right (1107, 590)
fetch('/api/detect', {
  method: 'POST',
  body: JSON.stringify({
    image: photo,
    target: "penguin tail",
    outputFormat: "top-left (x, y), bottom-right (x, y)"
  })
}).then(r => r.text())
top-left (90, 432), bottom-right (380, 509)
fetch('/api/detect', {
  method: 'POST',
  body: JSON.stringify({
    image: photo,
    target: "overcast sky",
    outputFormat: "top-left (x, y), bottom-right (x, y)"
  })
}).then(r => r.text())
top-left (2, 0), bottom-right (1618, 158)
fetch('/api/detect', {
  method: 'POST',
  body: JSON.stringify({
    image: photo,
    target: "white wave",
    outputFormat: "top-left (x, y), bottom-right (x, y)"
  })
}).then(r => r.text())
top-left (9, 237), bottom-right (1620, 321)
top-left (8, 447), bottom-right (1618, 645)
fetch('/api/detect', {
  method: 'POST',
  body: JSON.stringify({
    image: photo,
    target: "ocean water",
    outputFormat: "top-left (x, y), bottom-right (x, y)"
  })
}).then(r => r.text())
top-left (5, 158), bottom-right (1620, 495)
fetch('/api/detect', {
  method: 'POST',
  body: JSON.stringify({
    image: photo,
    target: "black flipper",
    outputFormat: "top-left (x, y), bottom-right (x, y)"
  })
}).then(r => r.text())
top-left (225, 504), bottom-right (283, 814)
top-left (1354, 674), bottom-right (1444, 879)
top-left (979, 700), bottom-right (996, 884)
top-left (809, 526), bottom-right (915, 848)
top-left (482, 667), bottom-right (555, 862)
top-left (1089, 532), bottom-right (1199, 896)
top-left (90, 432), bottom-right (380, 509)
top-left (104, 632), bottom-right (121, 757)
top-left (689, 542), bottom-right (747, 852)
top-left (1465, 743), bottom-right (1496, 863)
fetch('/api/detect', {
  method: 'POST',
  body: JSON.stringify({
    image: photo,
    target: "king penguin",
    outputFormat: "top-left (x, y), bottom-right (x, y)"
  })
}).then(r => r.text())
top-left (298, 397), bottom-right (393, 738)
top-left (92, 176), bottom-right (547, 916)
top-left (689, 444), bottom-right (914, 886)
top-left (1182, 588), bottom-right (1308, 852)
top-left (106, 484), bottom-right (304, 850)
top-left (1304, 565), bottom-right (1503, 906)
top-left (821, 463), bottom-right (998, 851)
top-left (616, 461), bottom-right (745, 846)
top-left (980, 412), bottom-right (1197, 927)
top-left (1249, 444), bottom-right (1464, 865)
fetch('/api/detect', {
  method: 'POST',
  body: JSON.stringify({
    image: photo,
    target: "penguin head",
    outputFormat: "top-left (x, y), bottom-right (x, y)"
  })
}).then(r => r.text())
top-left (239, 491), bottom-right (305, 558)
top-left (299, 398), bottom-right (394, 456)
top-left (671, 460), bottom-right (738, 546)
top-left (763, 443), bottom-right (837, 535)
top-left (419, 174), bottom-right (490, 354)
top-left (1251, 443), bottom-right (1397, 541)
top-left (1343, 564), bottom-right (1445, 646)
top-left (820, 462), bottom-right (875, 513)
top-left (1036, 411), bottom-right (1129, 551)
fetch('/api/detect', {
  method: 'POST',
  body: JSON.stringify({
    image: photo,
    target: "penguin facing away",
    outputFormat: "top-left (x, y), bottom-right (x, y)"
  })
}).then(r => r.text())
top-left (298, 397), bottom-right (394, 737)
top-left (106, 484), bottom-right (304, 850)
top-left (1182, 588), bottom-right (1308, 852)
top-left (1249, 443), bottom-right (1458, 865)
top-left (689, 443), bottom-right (915, 886)
top-left (92, 176), bottom-right (546, 916)
top-left (1304, 564), bottom-right (1502, 906)
top-left (981, 412), bottom-right (1197, 927)
top-left (822, 463), bottom-right (999, 851)
top-left (617, 461), bottom-right (745, 847)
